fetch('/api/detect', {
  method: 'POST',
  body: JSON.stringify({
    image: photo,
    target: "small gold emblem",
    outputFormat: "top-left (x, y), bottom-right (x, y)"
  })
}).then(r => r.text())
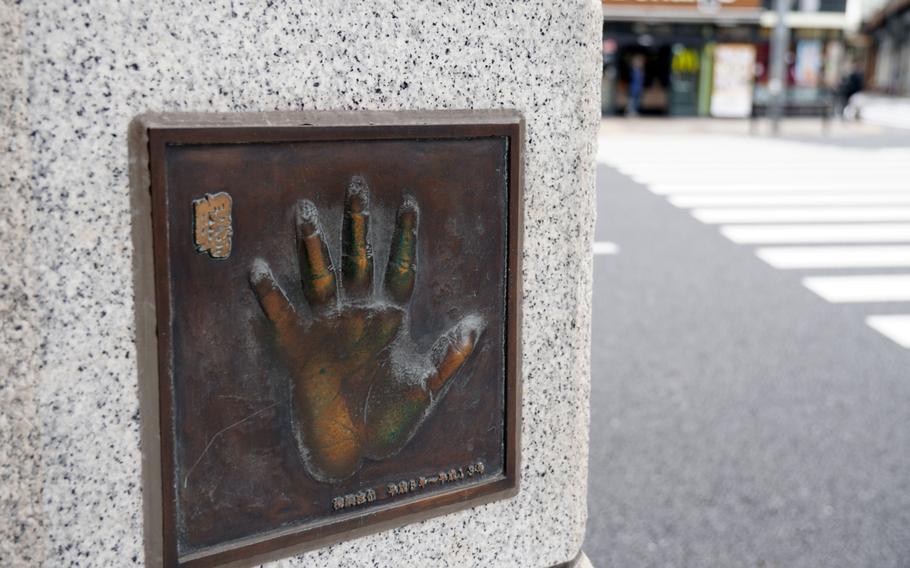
top-left (192, 192), bottom-right (233, 259)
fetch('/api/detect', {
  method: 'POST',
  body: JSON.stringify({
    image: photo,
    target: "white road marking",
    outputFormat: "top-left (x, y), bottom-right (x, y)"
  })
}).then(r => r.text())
top-left (756, 246), bottom-right (910, 269)
top-left (802, 275), bottom-right (910, 303)
top-left (606, 161), bottom-right (910, 170)
top-left (693, 207), bottom-right (910, 224)
top-left (610, 162), bottom-right (910, 170)
top-left (652, 183), bottom-right (910, 195)
top-left (866, 315), bottom-right (910, 348)
top-left (630, 172), bottom-right (909, 183)
top-left (599, 133), bottom-right (910, 347)
top-left (593, 241), bottom-right (619, 255)
top-left (629, 165), bottom-right (910, 173)
top-left (721, 224), bottom-right (910, 244)
top-left (669, 194), bottom-right (910, 207)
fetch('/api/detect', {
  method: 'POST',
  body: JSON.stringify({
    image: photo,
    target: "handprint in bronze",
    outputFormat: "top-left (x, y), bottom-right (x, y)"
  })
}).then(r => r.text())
top-left (249, 177), bottom-right (484, 484)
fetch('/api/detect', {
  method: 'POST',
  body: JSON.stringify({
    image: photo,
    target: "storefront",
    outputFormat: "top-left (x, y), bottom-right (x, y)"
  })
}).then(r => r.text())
top-left (755, 3), bottom-right (856, 107)
top-left (601, 0), bottom-right (764, 116)
top-left (601, 0), bottom-right (854, 116)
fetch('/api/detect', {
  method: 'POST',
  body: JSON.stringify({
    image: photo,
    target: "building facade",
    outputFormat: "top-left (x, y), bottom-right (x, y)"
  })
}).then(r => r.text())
top-left (863, 0), bottom-right (910, 95)
top-left (601, 0), bottom-right (860, 116)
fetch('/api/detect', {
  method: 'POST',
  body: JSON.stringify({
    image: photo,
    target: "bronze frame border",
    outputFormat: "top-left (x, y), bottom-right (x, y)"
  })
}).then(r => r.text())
top-left (129, 110), bottom-right (524, 568)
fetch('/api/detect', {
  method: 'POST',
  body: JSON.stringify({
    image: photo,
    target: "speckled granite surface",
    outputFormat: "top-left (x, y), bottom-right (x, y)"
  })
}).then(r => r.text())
top-left (1, 2), bottom-right (44, 565)
top-left (1, 2), bottom-right (599, 566)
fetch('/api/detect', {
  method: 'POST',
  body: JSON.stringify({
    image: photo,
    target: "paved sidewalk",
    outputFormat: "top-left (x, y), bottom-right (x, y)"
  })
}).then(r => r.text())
top-left (846, 93), bottom-right (910, 131)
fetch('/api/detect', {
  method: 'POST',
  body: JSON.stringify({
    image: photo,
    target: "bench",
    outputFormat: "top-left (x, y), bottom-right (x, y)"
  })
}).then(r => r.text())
top-left (750, 99), bottom-right (834, 134)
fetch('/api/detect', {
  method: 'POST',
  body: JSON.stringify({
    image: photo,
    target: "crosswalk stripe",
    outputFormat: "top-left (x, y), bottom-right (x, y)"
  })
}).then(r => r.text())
top-left (693, 207), bottom-right (910, 224)
top-left (802, 275), bottom-right (910, 303)
top-left (627, 170), bottom-right (910, 181)
top-left (756, 246), bottom-right (910, 269)
top-left (670, 194), bottom-right (910, 207)
top-left (652, 183), bottom-right (910, 195)
top-left (613, 168), bottom-right (910, 178)
top-left (637, 178), bottom-right (907, 188)
top-left (607, 165), bottom-right (910, 174)
top-left (599, 134), bottom-right (910, 347)
top-left (720, 224), bottom-right (910, 244)
top-left (608, 160), bottom-right (910, 168)
top-left (593, 241), bottom-right (619, 255)
top-left (866, 315), bottom-right (910, 348)
top-left (603, 161), bottom-right (910, 172)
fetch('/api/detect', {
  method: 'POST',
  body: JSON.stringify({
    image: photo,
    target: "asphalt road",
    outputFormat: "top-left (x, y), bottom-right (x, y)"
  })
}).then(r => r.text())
top-left (583, 123), bottom-right (910, 567)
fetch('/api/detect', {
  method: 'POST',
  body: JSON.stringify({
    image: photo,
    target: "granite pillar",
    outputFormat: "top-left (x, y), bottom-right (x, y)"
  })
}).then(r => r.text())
top-left (0, 1), bottom-right (599, 565)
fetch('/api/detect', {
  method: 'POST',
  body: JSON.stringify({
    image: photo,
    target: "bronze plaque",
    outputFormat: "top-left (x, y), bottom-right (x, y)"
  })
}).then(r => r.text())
top-left (130, 111), bottom-right (523, 567)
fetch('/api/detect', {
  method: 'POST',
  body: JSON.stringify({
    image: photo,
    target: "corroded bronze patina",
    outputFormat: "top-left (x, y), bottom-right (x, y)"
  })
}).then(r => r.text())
top-left (130, 111), bottom-right (523, 568)
top-left (250, 181), bottom-right (484, 483)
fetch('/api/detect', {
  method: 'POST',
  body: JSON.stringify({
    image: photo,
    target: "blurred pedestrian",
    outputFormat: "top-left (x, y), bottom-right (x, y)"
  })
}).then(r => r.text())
top-left (627, 54), bottom-right (646, 116)
top-left (837, 61), bottom-right (864, 117)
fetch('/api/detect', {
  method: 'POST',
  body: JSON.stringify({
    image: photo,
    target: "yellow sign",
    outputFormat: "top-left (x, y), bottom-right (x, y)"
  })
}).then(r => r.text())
top-left (672, 48), bottom-right (701, 74)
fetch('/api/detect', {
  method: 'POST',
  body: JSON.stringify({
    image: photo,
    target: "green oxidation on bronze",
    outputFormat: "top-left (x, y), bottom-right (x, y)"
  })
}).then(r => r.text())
top-left (365, 390), bottom-right (428, 459)
top-left (342, 176), bottom-right (374, 298)
top-left (250, 181), bottom-right (483, 484)
top-left (296, 200), bottom-right (337, 310)
top-left (384, 199), bottom-right (418, 304)
top-left (342, 212), bottom-right (371, 288)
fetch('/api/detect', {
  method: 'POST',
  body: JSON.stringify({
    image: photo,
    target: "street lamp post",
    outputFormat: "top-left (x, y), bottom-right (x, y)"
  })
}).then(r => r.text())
top-left (769, 0), bottom-right (791, 135)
